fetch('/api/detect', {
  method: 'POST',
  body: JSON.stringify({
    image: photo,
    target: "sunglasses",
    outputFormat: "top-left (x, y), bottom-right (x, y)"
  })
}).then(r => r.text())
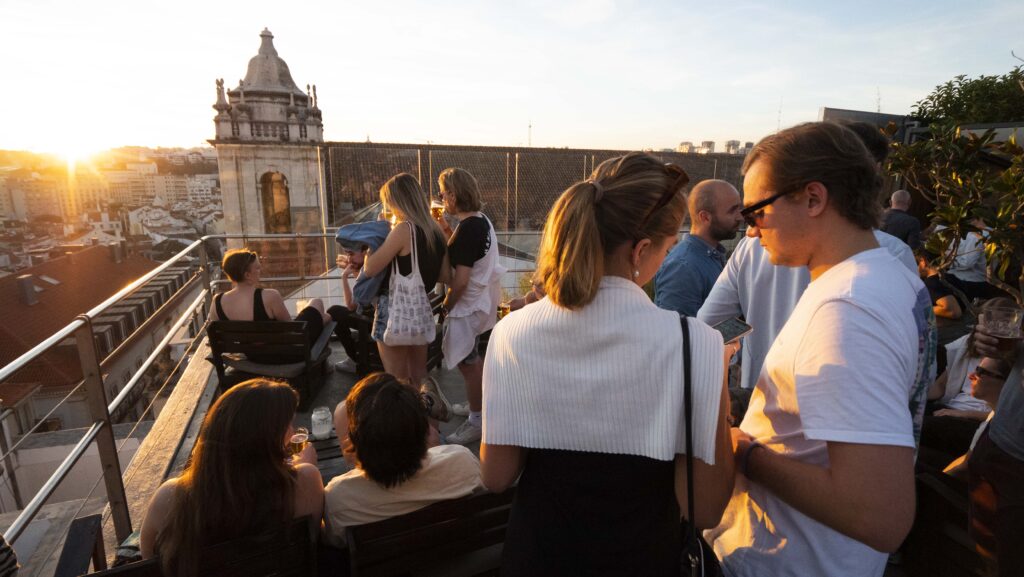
top-left (739, 189), bottom-right (793, 229)
top-left (640, 163), bottom-right (690, 226)
top-left (974, 365), bottom-right (1007, 381)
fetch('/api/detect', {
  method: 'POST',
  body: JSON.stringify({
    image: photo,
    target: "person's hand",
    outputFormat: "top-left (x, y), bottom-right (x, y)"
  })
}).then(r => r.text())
top-left (724, 340), bottom-right (741, 363)
top-left (336, 253), bottom-right (350, 269)
top-left (293, 441), bottom-right (318, 467)
top-left (973, 321), bottom-right (1022, 364)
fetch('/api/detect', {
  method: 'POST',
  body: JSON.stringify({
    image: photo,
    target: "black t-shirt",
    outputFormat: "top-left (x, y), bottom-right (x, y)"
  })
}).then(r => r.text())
top-left (378, 223), bottom-right (445, 295)
top-left (924, 274), bottom-right (966, 309)
top-left (501, 449), bottom-right (680, 576)
top-left (448, 216), bottom-right (491, 268)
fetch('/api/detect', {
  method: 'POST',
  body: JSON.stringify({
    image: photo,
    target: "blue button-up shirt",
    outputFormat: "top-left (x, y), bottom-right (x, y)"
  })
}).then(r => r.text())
top-left (654, 234), bottom-right (727, 316)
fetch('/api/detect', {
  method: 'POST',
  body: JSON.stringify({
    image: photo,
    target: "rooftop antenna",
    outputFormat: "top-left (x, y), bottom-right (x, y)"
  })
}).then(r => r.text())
top-left (776, 97), bottom-right (783, 132)
top-left (528, 120), bottom-right (532, 147)
top-left (876, 87), bottom-right (881, 113)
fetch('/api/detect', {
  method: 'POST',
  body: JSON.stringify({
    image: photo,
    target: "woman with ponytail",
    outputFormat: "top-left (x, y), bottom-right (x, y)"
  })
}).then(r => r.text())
top-left (480, 152), bottom-right (736, 576)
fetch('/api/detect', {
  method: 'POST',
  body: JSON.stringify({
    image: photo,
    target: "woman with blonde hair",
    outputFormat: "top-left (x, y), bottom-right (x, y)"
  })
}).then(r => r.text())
top-left (139, 379), bottom-right (323, 576)
top-left (481, 152), bottom-right (736, 575)
top-left (360, 173), bottom-right (448, 385)
top-left (434, 167), bottom-right (505, 445)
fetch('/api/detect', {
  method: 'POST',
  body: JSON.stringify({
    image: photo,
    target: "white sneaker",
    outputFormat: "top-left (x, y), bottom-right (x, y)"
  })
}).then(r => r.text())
top-left (447, 420), bottom-right (482, 445)
top-left (450, 402), bottom-right (470, 417)
top-left (334, 358), bottom-right (357, 374)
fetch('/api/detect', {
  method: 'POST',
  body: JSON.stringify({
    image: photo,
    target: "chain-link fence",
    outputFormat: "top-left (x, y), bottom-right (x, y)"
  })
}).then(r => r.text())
top-left (323, 143), bottom-right (746, 231)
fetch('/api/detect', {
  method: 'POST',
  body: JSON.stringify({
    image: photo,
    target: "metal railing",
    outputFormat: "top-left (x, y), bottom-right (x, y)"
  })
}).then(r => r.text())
top-left (0, 232), bottom-right (357, 550)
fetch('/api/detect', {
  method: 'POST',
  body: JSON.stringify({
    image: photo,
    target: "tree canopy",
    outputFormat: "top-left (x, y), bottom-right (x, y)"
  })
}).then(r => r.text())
top-left (913, 66), bottom-right (1024, 124)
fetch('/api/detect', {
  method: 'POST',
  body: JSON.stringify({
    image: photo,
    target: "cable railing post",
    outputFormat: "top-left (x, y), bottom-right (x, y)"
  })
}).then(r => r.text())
top-left (73, 317), bottom-right (132, 543)
top-left (0, 416), bottom-right (23, 509)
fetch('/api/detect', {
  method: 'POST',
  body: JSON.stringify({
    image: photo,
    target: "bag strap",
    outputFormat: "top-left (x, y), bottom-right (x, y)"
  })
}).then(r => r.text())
top-left (680, 315), bottom-right (702, 576)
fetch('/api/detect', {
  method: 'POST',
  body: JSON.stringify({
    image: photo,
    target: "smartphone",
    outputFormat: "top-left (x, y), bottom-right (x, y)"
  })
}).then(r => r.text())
top-left (712, 317), bottom-right (753, 344)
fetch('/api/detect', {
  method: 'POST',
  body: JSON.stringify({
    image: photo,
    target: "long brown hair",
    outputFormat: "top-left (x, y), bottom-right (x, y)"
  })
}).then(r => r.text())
top-left (154, 379), bottom-right (299, 576)
top-left (536, 152), bottom-right (688, 309)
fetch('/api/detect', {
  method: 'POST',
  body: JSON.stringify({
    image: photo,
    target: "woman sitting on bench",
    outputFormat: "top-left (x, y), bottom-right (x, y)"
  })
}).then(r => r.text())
top-left (323, 372), bottom-right (482, 546)
top-left (140, 378), bottom-right (324, 575)
top-left (211, 248), bottom-right (332, 363)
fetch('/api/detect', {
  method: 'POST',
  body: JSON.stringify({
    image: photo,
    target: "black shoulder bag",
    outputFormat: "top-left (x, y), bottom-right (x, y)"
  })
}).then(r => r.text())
top-left (680, 316), bottom-right (723, 577)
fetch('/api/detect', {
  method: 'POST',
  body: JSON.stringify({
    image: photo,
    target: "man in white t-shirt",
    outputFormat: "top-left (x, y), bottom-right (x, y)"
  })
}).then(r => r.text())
top-left (705, 122), bottom-right (933, 576)
top-left (698, 229), bottom-right (917, 390)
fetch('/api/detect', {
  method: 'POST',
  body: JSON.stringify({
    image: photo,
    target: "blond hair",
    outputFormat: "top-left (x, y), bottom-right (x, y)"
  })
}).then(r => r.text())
top-left (438, 168), bottom-right (482, 212)
top-left (380, 173), bottom-right (445, 260)
top-left (536, 152), bottom-right (688, 309)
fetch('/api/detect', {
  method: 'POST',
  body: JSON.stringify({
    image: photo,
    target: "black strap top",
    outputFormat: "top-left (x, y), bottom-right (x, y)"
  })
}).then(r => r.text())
top-left (214, 288), bottom-right (272, 321)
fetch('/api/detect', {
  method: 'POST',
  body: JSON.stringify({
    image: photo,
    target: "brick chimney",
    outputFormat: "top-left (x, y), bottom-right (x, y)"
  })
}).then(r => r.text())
top-left (108, 243), bottom-right (124, 264)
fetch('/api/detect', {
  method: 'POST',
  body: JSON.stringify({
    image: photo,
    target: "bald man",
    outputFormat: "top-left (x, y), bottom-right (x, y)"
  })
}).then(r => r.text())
top-left (881, 189), bottom-right (921, 248)
top-left (654, 179), bottom-right (743, 316)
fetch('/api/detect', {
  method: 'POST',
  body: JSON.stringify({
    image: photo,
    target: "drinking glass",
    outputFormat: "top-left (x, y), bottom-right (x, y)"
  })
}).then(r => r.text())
top-left (979, 307), bottom-right (1024, 353)
top-left (289, 427), bottom-right (309, 456)
top-left (311, 407), bottom-right (333, 440)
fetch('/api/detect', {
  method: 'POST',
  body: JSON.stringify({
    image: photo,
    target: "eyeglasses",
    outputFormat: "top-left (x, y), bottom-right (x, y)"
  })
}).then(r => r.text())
top-left (641, 163), bottom-right (690, 226)
top-left (740, 189), bottom-right (793, 228)
top-left (974, 365), bottom-right (1007, 380)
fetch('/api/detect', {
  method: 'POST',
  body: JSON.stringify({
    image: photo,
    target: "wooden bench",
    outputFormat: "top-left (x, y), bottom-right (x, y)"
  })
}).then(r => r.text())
top-left (56, 516), bottom-right (316, 577)
top-left (904, 472), bottom-right (987, 576)
top-left (351, 292), bottom-right (445, 377)
top-left (207, 319), bottom-right (336, 410)
top-left (345, 489), bottom-right (516, 577)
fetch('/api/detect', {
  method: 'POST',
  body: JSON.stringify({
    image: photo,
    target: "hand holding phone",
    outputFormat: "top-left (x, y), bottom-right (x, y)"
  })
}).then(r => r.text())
top-left (712, 317), bottom-right (753, 345)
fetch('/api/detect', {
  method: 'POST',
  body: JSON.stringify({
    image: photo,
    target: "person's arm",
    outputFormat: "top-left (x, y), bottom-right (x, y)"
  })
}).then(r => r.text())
top-left (437, 251), bottom-right (452, 286)
top-left (696, 242), bottom-right (746, 325)
top-left (951, 233), bottom-right (984, 271)
top-left (933, 295), bottom-right (962, 319)
top-left (293, 463), bottom-right (325, 525)
top-left (444, 265), bottom-right (472, 310)
top-left (140, 478), bottom-right (180, 558)
top-left (341, 265), bottom-right (357, 311)
top-left (363, 222), bottom-right (410, 278)
top-left (928, 369), bottom-right (949, 401)
top-left (737, 434), bottom-right (915, 552)
top-left (674, 356), bottom-right (736, 528)
top-left (480, 443), bottom-right (525, 493)
top-left (933, 408), bottom-right (990, 421)
top-left (262, 288), bottom-right (293, 321)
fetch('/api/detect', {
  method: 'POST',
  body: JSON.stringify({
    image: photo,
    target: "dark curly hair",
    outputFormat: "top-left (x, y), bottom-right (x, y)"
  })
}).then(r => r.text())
top-left (344, 373), bottom-right (428, 488)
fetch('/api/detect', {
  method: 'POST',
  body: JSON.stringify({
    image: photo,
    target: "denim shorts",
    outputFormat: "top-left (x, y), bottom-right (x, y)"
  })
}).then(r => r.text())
top-left (371, 294), bottom-right (389, 342)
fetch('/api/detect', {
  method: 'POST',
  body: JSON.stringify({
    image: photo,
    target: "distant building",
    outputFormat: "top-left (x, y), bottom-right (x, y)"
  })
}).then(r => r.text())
top-left (700, 141), bottom-right (716, 154)
top-left (743, 142), bottom-right (754, 155)
top-left (211, 28), bottom-right (326, 237)
top-left (676, 141), bottom-right (694, 153)
top-left (725, 140), bottom-right (741, 154)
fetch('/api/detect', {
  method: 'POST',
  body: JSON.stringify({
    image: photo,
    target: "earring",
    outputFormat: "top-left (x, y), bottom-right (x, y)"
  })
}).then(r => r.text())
top-left (633, 270), bottom-right (640, 278)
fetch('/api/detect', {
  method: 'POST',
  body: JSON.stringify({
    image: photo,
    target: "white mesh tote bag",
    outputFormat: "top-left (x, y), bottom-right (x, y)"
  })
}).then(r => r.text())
top-left (382, 224), bottom-right (436, 346)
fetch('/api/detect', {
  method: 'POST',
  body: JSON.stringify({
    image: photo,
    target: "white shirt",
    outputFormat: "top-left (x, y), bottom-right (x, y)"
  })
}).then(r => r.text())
top-left (948, 231), bottom-right (988, 283)
top-left (707, 248), bottom-right (929, 577)
top-left (939, 335), bottom-right (991, 413)
top-left (322, 445), bottom-right (483, 547)
top-left (483, 276), bottom-right (724, 462)
top-left (698, 230), bottom-right (918, 389)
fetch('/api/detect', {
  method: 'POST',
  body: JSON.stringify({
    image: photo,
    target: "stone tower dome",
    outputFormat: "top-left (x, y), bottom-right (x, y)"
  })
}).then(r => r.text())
top-left (212, 28), bottom-right (323, 142)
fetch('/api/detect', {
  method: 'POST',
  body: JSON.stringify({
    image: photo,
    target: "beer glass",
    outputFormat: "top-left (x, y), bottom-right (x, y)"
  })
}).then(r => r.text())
top-left (979, 307), bottom-right (1024, 354)
top-left (289, 427), bottom-right (309, 456)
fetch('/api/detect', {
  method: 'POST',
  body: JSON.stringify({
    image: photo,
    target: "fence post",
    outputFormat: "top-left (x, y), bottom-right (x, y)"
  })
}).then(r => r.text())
top-left (73, 317), bottom-right (132, 543)
top-left (0, 418), bottom-right (23, 510)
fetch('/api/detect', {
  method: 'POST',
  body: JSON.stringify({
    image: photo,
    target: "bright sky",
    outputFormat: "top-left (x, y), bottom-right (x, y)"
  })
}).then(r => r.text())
top-left (2, 0), bottom-right (1021, 156)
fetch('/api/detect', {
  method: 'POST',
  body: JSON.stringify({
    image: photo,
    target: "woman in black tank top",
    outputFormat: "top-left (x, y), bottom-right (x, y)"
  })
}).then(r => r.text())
top-left (361, 174), bottom-right (449, 385)
top-left (213, 249), bottom-right (330, 363)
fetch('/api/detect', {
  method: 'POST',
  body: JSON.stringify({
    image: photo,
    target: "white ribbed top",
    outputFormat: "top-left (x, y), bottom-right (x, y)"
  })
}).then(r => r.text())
top-left (482, 276), bottom-right (724, 462)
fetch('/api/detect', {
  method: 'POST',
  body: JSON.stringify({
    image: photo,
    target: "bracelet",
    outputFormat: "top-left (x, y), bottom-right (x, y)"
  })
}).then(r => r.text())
top-left (739, 440), bottom-right (765, 478)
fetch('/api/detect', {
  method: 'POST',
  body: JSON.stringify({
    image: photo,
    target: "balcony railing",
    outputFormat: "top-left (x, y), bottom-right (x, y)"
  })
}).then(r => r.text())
top-left (0, 229), bottom-right (542, 570)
